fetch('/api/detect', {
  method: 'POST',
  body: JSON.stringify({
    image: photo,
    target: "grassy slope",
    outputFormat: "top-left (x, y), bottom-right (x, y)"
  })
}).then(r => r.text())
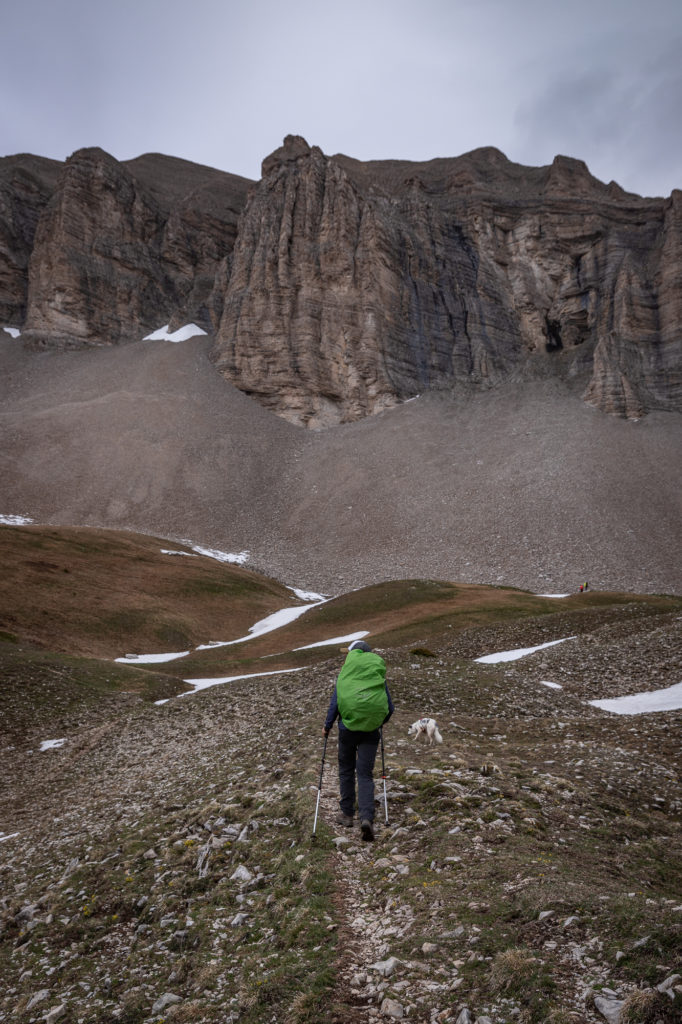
top-left (0, 525), bottom-right (680, 1023)
top-left (0, 525), bottom-right (299, 659)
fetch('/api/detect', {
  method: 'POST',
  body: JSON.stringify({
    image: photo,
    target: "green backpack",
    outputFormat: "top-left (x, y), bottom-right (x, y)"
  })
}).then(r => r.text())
top-left (336, 650), bottom-right (388, 732)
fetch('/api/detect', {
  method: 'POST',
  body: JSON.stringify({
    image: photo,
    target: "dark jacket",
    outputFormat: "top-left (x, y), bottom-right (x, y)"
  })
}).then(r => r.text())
top-left (324, 680), bottom-right (395, 733)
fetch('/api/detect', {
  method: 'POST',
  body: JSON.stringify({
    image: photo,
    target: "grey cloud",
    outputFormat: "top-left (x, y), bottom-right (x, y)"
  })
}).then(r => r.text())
top-left (1, 0), bottom-right (680, 196)
top-left (513, 36), bottom-right (682, 195)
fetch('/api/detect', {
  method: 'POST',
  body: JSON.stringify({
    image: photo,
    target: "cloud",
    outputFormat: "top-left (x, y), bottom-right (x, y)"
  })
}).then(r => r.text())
top-left (1, 0), bottom-right (680, 195)
top-left (513, 37), bottom-right (682, 195)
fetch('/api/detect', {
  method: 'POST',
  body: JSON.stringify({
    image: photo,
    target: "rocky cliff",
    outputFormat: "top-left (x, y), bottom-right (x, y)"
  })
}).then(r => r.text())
top-left (214, 137), bottom-right (681, 424)
top-left (2, 148), bottom-right (252, 348)
top-left (1, 137), bottom-right (679, 423)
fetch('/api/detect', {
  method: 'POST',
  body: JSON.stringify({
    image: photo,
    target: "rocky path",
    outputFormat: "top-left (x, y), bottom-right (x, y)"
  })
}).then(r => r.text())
top-left (1, 604), bottom-right (681, 1022)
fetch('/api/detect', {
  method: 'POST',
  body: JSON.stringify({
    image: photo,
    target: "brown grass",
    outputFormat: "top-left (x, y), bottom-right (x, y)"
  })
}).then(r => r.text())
top-left (1, 525), bottom-right (676, 684)
top-left (0, 524), bottom-right (296, 658)
top-left (621, 989), bottom-right (678, 1024)
top-left (489, 947), bottom-right (539, 992)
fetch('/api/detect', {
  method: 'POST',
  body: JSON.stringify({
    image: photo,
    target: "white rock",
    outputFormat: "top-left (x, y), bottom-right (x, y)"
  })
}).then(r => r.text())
top-left (45, 1007), bottom-right (66, 1024)
top-left (230, 865), bottom-right (254, 883)
top-left (380, 997), bottom-right (404, 1019)
top-left (370, 956), bottom-right (401, 977)
top-left (658, 973), bottom-right (681, 996)
top-left (26, 990), bottom-right (49, 1011)
top-left (455, 1009), bottom-right (473, 1024)
top-left (230, 912), bottom-right (249, 927)
top-left (593, 994), bottom-right (623, 1024)
top-left (538, 910), bottom-right (554, 921)
top-left (422, 942), bottom-right (438, 953)
top-left (151, 992), bottom-right (181, 1014)
top-left (143, 848), bottom-right (157, 860)
top-left (563, 915), bottom-right (580, 928)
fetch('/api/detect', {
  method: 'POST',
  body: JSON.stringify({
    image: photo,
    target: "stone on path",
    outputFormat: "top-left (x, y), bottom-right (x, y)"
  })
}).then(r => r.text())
top-left (151, 992), bottom-right (182, 1014)
top-left (593, 994), bottom-right (624, 1024)
top-left (657, 972), bottom-right (680, 996)
top-left (230, 865), bottom-right (254, 883)
top-left (26, 990), bottom-right (49, 1011)
top-left (369, 956), bottom-right (401, 977)
top-left (380, 997), bottom-right (405, 1019)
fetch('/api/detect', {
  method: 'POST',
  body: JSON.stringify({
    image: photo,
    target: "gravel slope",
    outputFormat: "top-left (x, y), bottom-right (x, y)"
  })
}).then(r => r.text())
top-left (1, 335), bottom-right (680, 596)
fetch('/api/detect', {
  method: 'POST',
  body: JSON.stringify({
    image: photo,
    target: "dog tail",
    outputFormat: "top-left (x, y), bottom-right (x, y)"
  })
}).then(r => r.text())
top-left (434, 726), bottom-right (443, 744)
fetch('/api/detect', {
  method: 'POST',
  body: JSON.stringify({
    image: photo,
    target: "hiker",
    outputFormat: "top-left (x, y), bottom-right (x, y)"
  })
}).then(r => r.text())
top-left (323, 639), bottom-right (394, 842)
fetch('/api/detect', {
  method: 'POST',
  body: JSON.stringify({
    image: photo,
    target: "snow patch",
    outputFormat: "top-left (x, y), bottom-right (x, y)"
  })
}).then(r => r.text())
top-left (2, 327), bottom-right (21, 338)
top-left (40, 738), bottom-right (66, 751)
top-left (196, 600), bottom-right (326, 651)
top-left (161, 549), bottom-right (198, 557)
top-left (191, 545), bottom-right (249, 565)
top-left (0, 832), bottom-right (20, 843)
top-left (181, 666), bottom-right (306, 696)
top-left (541, 680), bottom-right (563, 690)
top-left (289, 586), bottom-right (328, 602)
top-left (119, 596), bottom-right (328, 663)
top-left (143, 323), bottom-right (207, 342)
top-left (588, 681), bottom-right (682, 715)
top-left (0, 514), bottom-right (34, 525)
top-left (295, 630), bottom-right (369, 651)
top-left (535, 594), bottom-right (570, 599)
top-left (475, 637), bottom-right (576, 663)
top-left (116, 651), bottom-right (190, 664)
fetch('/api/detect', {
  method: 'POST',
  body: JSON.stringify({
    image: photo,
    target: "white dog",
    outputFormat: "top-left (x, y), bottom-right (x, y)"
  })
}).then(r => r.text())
top-left (408, 717), bottom-right (443, 744)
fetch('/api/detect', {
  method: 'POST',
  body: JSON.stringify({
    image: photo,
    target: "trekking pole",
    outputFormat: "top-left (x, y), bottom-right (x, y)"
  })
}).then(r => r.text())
top-left (380, 728), bottom-right (389, 825)
top-left (312, 733), bottom-right (328, 839)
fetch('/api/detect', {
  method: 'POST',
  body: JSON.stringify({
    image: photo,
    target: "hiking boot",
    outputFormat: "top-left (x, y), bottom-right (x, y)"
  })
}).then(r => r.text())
top-left (360, 819), bottom-right (374, 842)
top-left (336, 812), bottom-right (354, 828)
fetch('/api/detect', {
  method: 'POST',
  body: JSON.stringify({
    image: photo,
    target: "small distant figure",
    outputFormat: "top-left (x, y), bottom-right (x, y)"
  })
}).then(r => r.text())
top-left (579, 584), bottom-right (584, 593)
top-left (584, 581), bottom-right (589, 591)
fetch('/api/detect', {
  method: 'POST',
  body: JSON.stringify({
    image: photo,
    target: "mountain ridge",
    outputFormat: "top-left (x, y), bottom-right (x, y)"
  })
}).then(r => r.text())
top-left (1, 137), bottom-right (679, 424)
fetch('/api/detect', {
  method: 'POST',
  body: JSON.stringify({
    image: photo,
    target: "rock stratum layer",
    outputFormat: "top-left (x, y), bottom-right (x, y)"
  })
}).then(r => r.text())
top-left (1, 137), bottom-right (680, 424)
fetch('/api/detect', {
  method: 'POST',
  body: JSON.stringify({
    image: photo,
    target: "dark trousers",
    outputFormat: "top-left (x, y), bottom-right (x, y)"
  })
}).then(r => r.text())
top-left (338, 728), bottom-right (380, 822)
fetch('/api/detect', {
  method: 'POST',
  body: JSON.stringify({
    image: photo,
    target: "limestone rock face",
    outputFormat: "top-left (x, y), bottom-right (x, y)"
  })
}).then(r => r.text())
top-left (23, 147), bottom-right (176, 347)
top-left (1, 138), bottom-right (679, 423)
top-left (213, 137), bottom-right (520, 426)
top-left (0, 155), bottom-right (62, 326)
top-left (12, 148), bottom-right (252, 348)
top-left (212, 139), bottom-right (681, 424)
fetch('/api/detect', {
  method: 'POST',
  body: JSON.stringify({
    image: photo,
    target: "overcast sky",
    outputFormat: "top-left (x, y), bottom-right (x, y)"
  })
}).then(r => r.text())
top-left (2, 0), bottom-right (681, 197)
